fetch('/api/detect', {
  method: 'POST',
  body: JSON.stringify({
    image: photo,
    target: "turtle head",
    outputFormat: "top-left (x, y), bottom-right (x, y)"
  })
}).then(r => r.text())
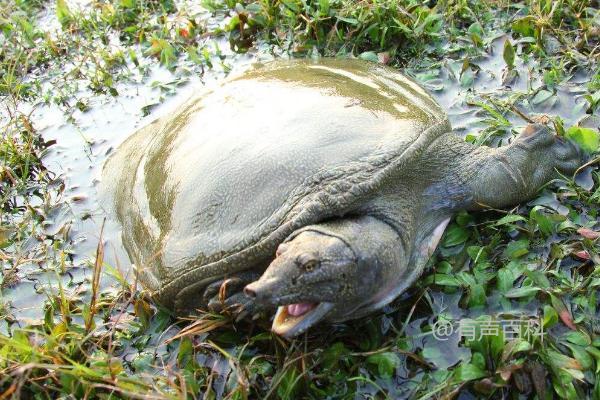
top-left (244, 229), bottom-right (374, 338)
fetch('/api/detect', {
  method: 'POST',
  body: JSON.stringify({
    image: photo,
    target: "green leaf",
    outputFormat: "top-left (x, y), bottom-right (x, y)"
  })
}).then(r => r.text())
top-left (496, 214), bottom-right (526, 226)
top-left (468, 22), bottom-right (483, 47)
top-left (543, 304), bottom-right (558, 328)
top-left (467, 245), bottom-right (487, 262)
top-left (501, 339), bottom-right (532, 361)
top-left (504, 286), bottom-right (540, 298)
top-left (467, 284), bottom-right (487, 307)
top-left (460, 67), bottom-right (474, 88)
top-left (455, 211), bottom-right (474, 226)
top-left (512, 17), bottom-right (535, 37)
top-left (366, 352), bottom-right (400, 378)
top-left (177, 337), bottom-right (193, 366)
top-left (585, 346), bottom-right (600, 372)
top-left (550, 294), bottom-right (577, 330)
top-left (429, 274), bottom-right (461, 287)
top-left (470, 101), bottom-right (510, 126)
top-left (564, 331), bottom-right (591, 346)
top-left (443, 224), bottom-right (469, 246)
top-left (131, 352), bottom-right (154, 372)
top-left (472, 352), bottom-right (486, 370)
top-left (530, 206), bottom-right (554, 235)
top-left (322, 342), bottom-right (349, 369)
top-left (277, 367), bottom-right (301, 398)
top-left (280, 0), bottom-right (299, 12)
top-left (436, 261), bottom-right (452, 274)
top-left (543, 349), bottom-right (582, 371)
top-left (336, 16), bottom-right (359, 25)
top-left (503, 39), bottom-right (515, 69)
top-left (564, 126), bottom-right (600, 153)
top-left (503, 239), bottom-right (529, 259)
top-left (524, 269), bottom-right (551, 289)
top-left (454, 362), bottom-right (487, 382)
top-left (497, 268), bottom-right (516, 293)
top-left (56, 0), bottom-right (72, 26)
top-left (532, 89), bottom-right (553, 105)
top-left (318, 0), bottom-right (330, 16)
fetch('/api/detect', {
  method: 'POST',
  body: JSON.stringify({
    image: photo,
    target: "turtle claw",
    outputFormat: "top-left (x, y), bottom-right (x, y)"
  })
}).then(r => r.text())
top-left (203, 277), bottom-right (242, 307)
top-left (207, 291), bottom-right (261, 320)
top-left (203, 271), bottom-right (262, 319)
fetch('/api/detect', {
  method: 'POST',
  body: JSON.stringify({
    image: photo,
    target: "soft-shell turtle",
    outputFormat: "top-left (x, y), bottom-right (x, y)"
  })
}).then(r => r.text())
top-left (102, 59), bottom-right (582, 338)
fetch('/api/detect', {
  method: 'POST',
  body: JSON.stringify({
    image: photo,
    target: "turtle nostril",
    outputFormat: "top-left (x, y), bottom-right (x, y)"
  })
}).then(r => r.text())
top-left (244, 286), bottom-right (257, 298)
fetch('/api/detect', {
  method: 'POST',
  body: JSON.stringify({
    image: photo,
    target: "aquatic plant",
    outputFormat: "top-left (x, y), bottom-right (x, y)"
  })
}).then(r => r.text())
top-left (1, 0), bottom-right (599, 398)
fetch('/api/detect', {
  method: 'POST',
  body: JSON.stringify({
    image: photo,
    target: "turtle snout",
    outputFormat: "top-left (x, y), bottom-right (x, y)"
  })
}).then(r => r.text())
top-left (244, 278), bottom-right (281, 305)
top-left (243, 284), bottom-right (257, 298)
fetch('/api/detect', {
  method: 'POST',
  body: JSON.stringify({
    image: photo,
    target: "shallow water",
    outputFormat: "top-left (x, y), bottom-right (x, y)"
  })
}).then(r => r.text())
top-left (1, 2), bottom-right (275, 329)
top-left (2, 5), bottom-right (596, 395)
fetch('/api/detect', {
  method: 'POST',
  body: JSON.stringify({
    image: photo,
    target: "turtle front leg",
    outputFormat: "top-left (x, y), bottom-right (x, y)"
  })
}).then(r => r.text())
top-left (460, 124), bottom-right (583, 209)
top-left (203, 270), bottom-right (264, 320)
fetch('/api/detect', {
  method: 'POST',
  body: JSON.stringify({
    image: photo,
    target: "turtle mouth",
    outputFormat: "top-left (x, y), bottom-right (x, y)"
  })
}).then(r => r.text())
top-left (272, 302), bottom-right (334, 338)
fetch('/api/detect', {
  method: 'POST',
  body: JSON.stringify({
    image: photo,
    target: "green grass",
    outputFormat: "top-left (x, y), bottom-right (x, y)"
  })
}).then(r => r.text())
top-left (1, 0), bottom-right (599, 398)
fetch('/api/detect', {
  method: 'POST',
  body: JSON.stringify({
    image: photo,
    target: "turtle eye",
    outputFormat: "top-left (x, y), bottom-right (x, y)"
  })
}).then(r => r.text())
top-left (303, 260), bottom-right (319, 272)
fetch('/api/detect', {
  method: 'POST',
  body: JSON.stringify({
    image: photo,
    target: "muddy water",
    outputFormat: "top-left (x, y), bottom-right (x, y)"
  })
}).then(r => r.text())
top-left (2, 21), bottom-right (275, 329)
top-left (2, 9), bottom-right (593, 393)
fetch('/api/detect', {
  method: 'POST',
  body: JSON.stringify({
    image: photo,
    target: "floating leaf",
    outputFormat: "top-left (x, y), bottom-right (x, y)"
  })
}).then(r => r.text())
top-left (531, 89), bottom-right (553, 105)
top-left (470, 101), bottom-right (511, 126)
top-left (503, 39), bottom-right (515, 69)
top-left (460, 66), bottom-right (475, 88)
